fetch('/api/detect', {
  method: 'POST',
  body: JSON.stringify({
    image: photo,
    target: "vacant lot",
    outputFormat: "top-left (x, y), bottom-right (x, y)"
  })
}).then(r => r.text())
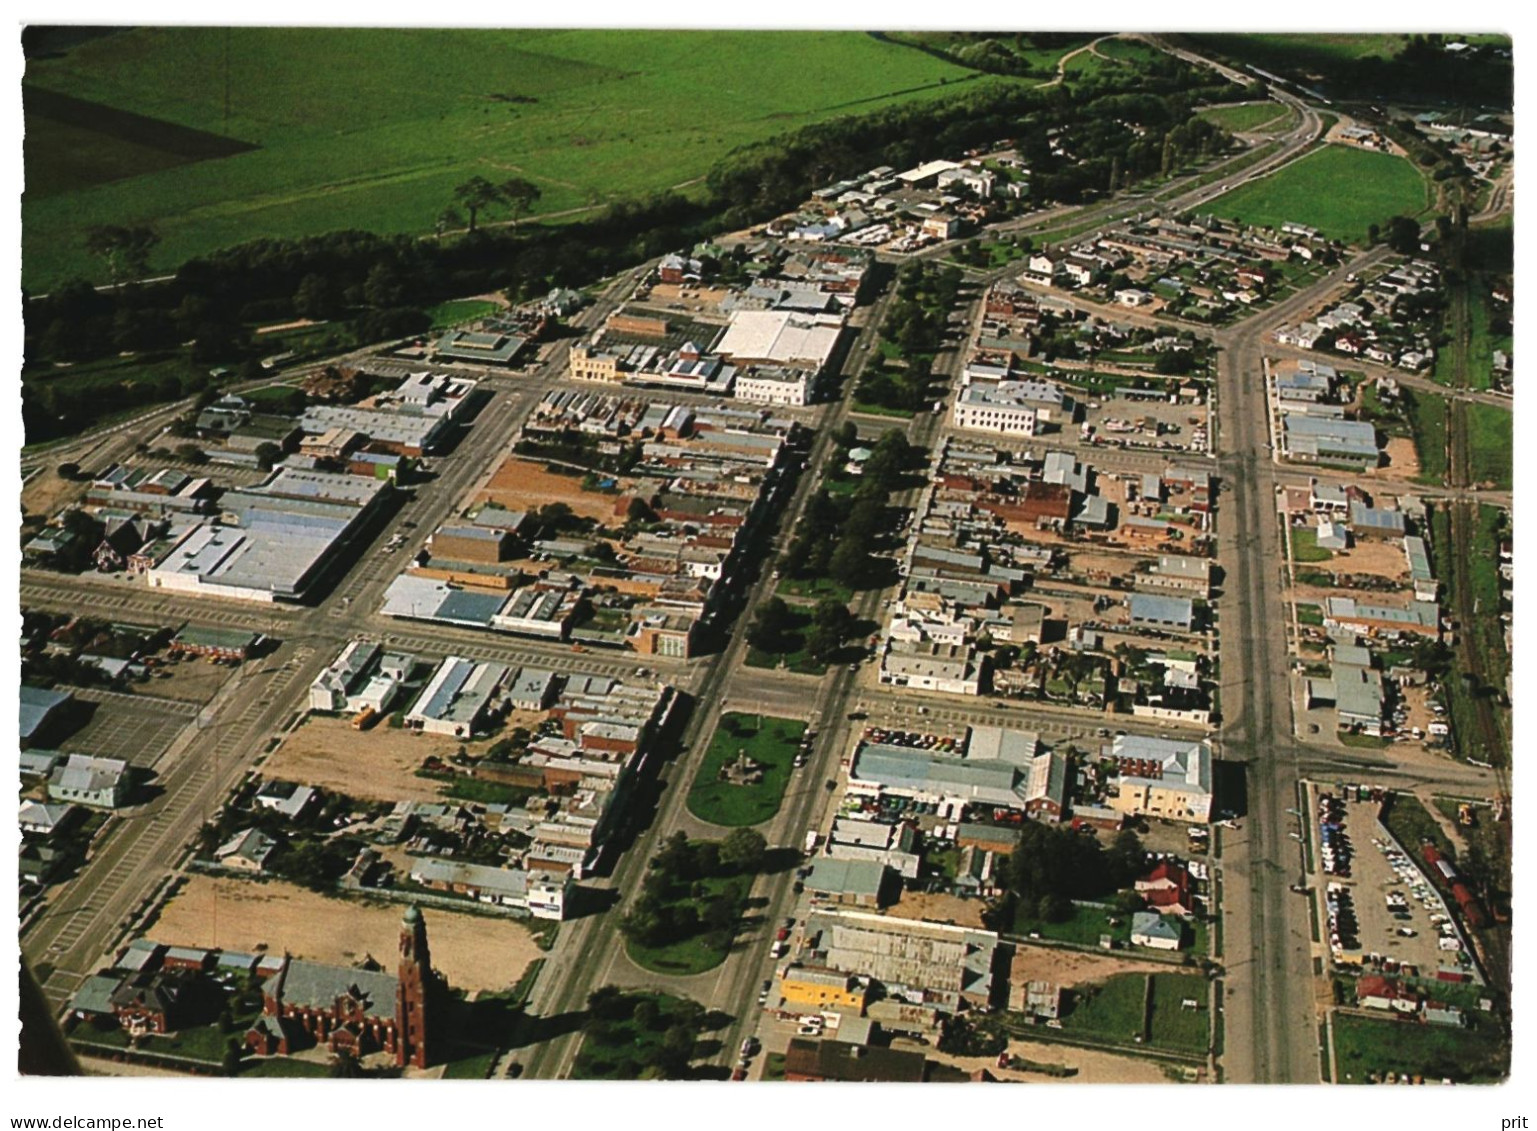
top-left (687, 713), bottom-right (806, 827)
top-left (1009, 944), bottom-right (1173, 990)
top-left (1324, 535), bottom-right (1412, 582)
top-left (1204, 145), bottom-right (1427, 244)
top-left (1466, 403), bottom-right (1512, 490)
top-left (477, 456), bottom-right (627, 524)
top-left (23, 28), bottom-right (984, 288)
top-left (262, 715), bottom-right (465, 803)
top-left (150, 874), bottom-right (541, 993)
top-left (1332, 1011), bottom-right (1507, 1083)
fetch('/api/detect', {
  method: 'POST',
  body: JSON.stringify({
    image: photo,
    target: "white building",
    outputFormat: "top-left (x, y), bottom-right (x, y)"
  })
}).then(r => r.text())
top-left (952, 384), bottom-right (1040, 437)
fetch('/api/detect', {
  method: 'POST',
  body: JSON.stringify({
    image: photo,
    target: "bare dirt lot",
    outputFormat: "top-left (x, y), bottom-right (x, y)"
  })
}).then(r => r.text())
top-left (261, 712), bottom-right (550, 803)
top-left (1377, 437), bottom-right (1421, 479)
top-left (881, 891), bottom-right (988, 929)
top-left (1008, 944), bottom-right (1177, 989)
top-left (22, 470), bottom-right (86, 523)
top-left (475, 456), bottom-right (630, 524)
top-left (150, 874), bottom-right (542, 994)
top-left (261, 716), bottom-right (461, 803)
top-left (920, 1038), bottom-right (1173, 1084)
top-left (144, 656), bottom-right (236, 703)
top-left (1322, 536), bottom-right (1410, 583)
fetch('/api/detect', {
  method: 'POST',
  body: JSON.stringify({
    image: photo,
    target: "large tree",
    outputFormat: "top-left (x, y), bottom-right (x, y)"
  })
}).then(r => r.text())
top-left (500, 177), bottom-right (543, 230)
top-left (83, 224), bottom-right (160, 286)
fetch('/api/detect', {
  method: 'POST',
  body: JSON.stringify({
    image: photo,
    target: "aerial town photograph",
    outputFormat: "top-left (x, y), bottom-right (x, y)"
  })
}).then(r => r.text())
top-left (9, 11), bottom-right (1520, 1122)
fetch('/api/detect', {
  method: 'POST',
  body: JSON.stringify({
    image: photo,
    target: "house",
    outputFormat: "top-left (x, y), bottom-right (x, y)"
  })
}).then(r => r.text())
top-left (1316, 519), bottom-right (1350, 552)
top-left (254, 779), bottom-right (319, 819)
top-left (48, 754), bottom-right (129, 809)
top-left (216, 828), bottom-right (279, 873)
top-left (1356, 974), bottom-right (1419, 1013)
top-left (1130, 911), bottom-right (1185, 950)
top-left (111, 972), bottom-right (194, 1035)
top-left (19, 800), bottom-right (79, 838)
top-left (1135, 861), bottom-right (1195, 916)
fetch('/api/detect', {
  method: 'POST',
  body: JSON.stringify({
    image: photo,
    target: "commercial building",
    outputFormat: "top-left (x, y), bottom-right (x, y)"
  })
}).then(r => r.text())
top-left (778, 965), bottom-right (872, 1015)
top-left (1105, 734), bottom-right (1214, 823)
top-left (404, 658), bottom-right (510, 738)
top-left (47, 754), bottom-right (129, 809)
top-left (802, 908), bottom-right (1001, 1013)
top-left (407, 858), bottom-right (569, 919)
top-left (145, 468), bottom-right (390, 604)
top-left (309, 640), bottom-right (411, 715)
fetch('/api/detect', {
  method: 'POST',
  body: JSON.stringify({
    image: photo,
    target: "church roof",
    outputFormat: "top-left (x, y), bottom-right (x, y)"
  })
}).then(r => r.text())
top-left (267, 960), bottom-right (398, 1020)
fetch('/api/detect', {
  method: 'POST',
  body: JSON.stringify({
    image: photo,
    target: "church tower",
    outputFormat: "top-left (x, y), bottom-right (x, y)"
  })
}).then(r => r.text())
top-left (395, 904), bottom-right (437, 1068)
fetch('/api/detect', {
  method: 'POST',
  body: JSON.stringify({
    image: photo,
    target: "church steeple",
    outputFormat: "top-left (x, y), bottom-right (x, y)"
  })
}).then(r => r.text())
top-left (395, 904), bottom-right (436, 1068)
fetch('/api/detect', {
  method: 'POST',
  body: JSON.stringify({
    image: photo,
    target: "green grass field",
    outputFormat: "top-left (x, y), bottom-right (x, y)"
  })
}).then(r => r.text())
top-left (1203, 144), bottom-right (1428, 243)
top-left (1290, 527), bottom-right (1333, 563)
top-left (686, 713), bottom-right (806, 828)
top-left (1331, 1012), bottom-right (1508, 1084)
top-left (1013, 902), bottom-right (1130, 947)
top-left (1196, 101), bottom-right (1291, 134)
top-left (24, 28), bottom-right (988, 288)
top-left (1466, 403), bottom-right (1512, 489)
top-left (1403, 389), bottom-right (1448, 484)
top-left (426, 299), bottom-right (502, 331)
top-left (1146, 973), bottom-right (1211, 1053)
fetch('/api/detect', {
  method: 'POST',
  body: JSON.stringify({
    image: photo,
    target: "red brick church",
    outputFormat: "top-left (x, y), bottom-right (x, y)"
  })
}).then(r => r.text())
top-left (245, 904), bottom-right (445, 1068)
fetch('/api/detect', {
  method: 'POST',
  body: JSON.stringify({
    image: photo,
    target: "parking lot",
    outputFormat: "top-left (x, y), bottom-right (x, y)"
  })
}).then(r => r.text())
top-left (59, 690), bottom-right (197, 770)
top-left (1080, 395), bottom-right (1209, 456)
top-left (1313, 789), bottom-right (1477, 979)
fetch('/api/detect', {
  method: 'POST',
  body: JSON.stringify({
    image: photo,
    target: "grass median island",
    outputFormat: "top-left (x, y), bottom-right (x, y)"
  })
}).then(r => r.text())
top-left (621, 830), bottom-right (767, 976)
top-left (573, 988), bottom-right (719, 1080)
top-left (687, 713), bottom-right (806, 828)
top-left (1196, 101), bottom-right (1290, 134)
top-left (1202, 144), bottom-right (1428, 244)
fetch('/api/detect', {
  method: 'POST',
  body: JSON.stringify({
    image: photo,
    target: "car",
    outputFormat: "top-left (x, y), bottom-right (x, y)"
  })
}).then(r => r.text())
top-left (731, 1067), bottom-right (748, 1081)
top-left (797, 1024), bottom-right (821, 1036)
top-left (1398, 927), bottom-right (1417, 937)
top-left (762, 979), bottom-right (773, 993)
top-left (848, 663), bottom-right (860, 672)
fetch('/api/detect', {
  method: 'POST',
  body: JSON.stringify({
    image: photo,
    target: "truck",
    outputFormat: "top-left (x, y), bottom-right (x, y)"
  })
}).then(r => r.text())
top-left (804, 830), bottom-right (820, 854)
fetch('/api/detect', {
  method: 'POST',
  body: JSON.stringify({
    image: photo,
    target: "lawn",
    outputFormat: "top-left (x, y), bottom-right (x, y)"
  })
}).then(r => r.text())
top-left (775, 577), bottom-right (855, 605)
top-left (1059, 974), bottom-right (1149, 1045)
top-left (1013, 901), bottom-right (1131, 947)
top-left (1289, 527), bottom-right (1333, 563)
top-left (1294, 603), bottom-right (1324, 627)
top-left (1202, 144), bottom-right (1429, 244)
top-left (686, 712), bottom-right (807, 828)
top-left (1146, 973), bottom-right (1211, 1053)
top-left (1331, 1012), bottom-right (1508, 1084)
top-left (240, 1057), bottom-right (333, 1078)
top-left (23, 28), bottom-right (988, 288)
top-left (1466, 403), bottom-right (1512, 490)
top-left (1196, 101), bottom-right (1290, 134)
top-left (426, 299), bottom-right (502, 331)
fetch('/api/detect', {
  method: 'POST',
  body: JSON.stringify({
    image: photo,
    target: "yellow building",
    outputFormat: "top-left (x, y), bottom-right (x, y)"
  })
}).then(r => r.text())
top-left (779, 964), bottom-right (869, 1014)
